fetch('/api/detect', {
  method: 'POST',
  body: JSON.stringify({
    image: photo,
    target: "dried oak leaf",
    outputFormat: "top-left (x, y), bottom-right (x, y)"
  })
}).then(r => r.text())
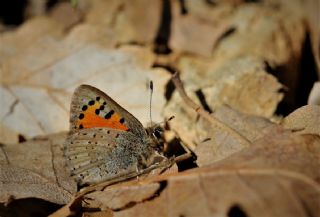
top-left (195, 106), bottom-right (275, 166)
top-left (0, 133), bottom-right (75, 204)
top-left (56, 129), bottom-right (320, 217)
top-left (169, 0), bottom-right (233, 56)
top-left (85, 0), bottom-right (162, 44)
top-left (164, 57), bottom-right (282, 150)
top-left (281, 105), bottom-right (320, 136)
top-left (0, 15), bottom-right (169, 142)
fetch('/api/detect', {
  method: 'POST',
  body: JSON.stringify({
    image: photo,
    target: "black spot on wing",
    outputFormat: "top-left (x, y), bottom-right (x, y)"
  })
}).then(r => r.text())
top-left (82, 105), bottom-right (88, 111)
top-left (104, 110), bottom-right (114, 119)
top-left (95, 109), bottom-right (100, 115)
top-left (119, 118), bottom-right (125, 123)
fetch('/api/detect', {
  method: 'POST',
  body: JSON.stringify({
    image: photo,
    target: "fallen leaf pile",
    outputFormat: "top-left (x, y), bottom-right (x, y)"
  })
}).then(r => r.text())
top-left (0, 0), bottom-right (319, 217)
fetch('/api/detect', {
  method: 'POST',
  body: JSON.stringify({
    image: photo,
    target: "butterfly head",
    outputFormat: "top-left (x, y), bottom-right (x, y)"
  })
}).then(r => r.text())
top-left (145, 115), bottom-right (174, 153)
top-left (145, 123), bottom-right (165, 153)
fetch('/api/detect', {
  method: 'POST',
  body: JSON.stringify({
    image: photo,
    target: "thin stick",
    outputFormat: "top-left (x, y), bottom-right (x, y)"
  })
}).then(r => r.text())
top-left (171, 72), bottom-right (251, 146)
top-left (174, 152), bottom-right (192, 162)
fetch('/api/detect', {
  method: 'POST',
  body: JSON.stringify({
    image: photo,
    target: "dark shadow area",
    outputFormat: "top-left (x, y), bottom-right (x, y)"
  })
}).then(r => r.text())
top-left (18, 134), bottom-right (27, 143)
top-left (266, 32), bottom-right (318, 116)
top-left (295, 32), bottom-right (318, 107)
top-left (0, 0), bottom-right (60, 27)
top-left (228, 204), bottom-right (248, 217)
top-left (195, 89), bottom-right (213, 113)
top-left (0, 198), bottom-right (63, 217)
top-left (166, 137), bottom-right (198, 171)
top-left (179, 0), bottom-right (188, 15)
top-left (152, 63), bottom-right (178, 101)
top-left (0, 0), bottom-right (27, 25)
top-left (154, 0), bottom-right (172, 54)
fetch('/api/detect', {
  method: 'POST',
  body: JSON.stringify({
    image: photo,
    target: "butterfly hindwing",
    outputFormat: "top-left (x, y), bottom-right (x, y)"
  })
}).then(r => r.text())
top-left (64, 127), bottom-right (139, 185)
top-left (70, 84), bottom-right (146, 137)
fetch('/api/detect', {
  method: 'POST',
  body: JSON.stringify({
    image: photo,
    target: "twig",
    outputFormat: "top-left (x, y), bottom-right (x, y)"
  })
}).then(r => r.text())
top-left (171, 72), bottom-right (251, 146)
top-left (174, 152), bottom-right (192, 162)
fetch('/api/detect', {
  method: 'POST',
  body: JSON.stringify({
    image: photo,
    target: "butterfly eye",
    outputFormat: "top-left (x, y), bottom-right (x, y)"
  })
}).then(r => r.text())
top-left (153, 129), bottom-right (162, 139)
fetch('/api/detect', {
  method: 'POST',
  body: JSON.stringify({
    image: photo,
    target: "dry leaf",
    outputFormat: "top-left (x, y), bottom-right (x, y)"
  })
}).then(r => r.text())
top-left (85, 0), bottom-right (162, 44)
top-left (308, 82), bottom-right (320, 105)
top-left (281, 105), bottom-right (320, 136)
top-left (195, 106), bottom-right (275, 166)
top-left (49, 2), bottom-right (83, 30)
top-left (0, 17), bottom-right (64, 66)
top-left (0, 18), bottom-right (170, 142)
top-left (1, 1), bottom-right (319, 216)
top-left (0, 133), bottom-right (75, 204)
top-left (0, 124), bottom-right (20, 144)
top-left (169, 0), bottom-right (233, 56)
top-left (55, 130), bottom-right (320, 217)
top-left (164, 56), bottom-right (283, 149)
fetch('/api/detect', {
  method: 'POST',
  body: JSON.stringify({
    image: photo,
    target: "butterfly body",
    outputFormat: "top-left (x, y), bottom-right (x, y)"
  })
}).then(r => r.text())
top-left (64, 85), bottom-right (165, 185)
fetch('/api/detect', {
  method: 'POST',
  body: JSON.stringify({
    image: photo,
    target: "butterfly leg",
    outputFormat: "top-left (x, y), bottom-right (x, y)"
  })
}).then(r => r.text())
top-left (135, 165), bottom-right (140, 181)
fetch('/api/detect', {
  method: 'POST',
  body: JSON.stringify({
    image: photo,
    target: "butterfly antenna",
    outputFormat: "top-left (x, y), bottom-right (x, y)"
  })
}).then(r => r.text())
top-left (149, 80), bottom-right (153, 125)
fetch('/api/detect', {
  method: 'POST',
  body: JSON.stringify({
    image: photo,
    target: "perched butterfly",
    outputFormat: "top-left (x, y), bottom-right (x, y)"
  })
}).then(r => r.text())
top-left (64, 84), bottom-right (166, 186)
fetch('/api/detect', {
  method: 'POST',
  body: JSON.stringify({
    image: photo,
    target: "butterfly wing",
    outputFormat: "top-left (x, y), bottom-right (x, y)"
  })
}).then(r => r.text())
top-left (65, 84), bottom-right (151, 185)
top-left (69, 84), bottom-right (146, 137)
top-left (64, 128), bottom-right (141, 185)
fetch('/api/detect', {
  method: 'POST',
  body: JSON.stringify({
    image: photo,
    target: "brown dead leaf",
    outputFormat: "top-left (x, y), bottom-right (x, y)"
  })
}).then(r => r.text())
top-left (49, 2), bottom-right (83, 30)
top-left (271, 0), bottom-right (320, 75)
top-left (1, 1), bottom-right (319, 216)
top-left (0, 124), bottom-right (20, 144)
top-left (55, 130), bottom-right (320, 217)
top-left (169, 0), bottom-right (233, 56)
top-left (0, 133), bottom-right (76, 204)
top-left (207, 129), bottom-right (320, 181)
top-left (86, 0), bottom-right (162, 44)
top-left (0, 17), bottom-right (64, 66)
top-left (0, 16), bottom-right (170, 142)
top-left (164, 56), bottom-right (283, 149)
top-left (201, 57), bottom-right (283, 117)
top-left (0, 165), bottom-right (72, 205)
top-left (84, 182), bottom-right (161, 211)
top-left (168, 1), bottom-right (307, 115)
top-left (281, 105), bottom-right (320, 136)
top-left (195, 106), bottom-right (275, 166)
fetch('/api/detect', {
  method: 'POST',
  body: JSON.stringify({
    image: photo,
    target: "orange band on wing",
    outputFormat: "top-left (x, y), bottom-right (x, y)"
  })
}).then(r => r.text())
top-left (77, 103), bottom-right (128, 131)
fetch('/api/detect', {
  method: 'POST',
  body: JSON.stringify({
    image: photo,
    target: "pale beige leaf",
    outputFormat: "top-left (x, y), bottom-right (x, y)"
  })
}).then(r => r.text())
top-left (169, 0), bottom-right (233, 56)
top-left (86, 0), bottom-right (162, 44)
top-left (281, 105), bottom-right (320, 136)
top-left (164, 57), bottom-right (283, 149)
top-left (0, 133), bottom-right (76, 204)
top-left (49, 2), bottom-right (83, 30)
top-left (195, 106), bottom-right (275, 166)
top-left (0, 165), bottom-right (72, 205)
top-left (0, 16), bottom-right (169, 142)
top-left (308, 82), bottom-right (320, 105)
top-left (59, 131), bottom-right (320, 217)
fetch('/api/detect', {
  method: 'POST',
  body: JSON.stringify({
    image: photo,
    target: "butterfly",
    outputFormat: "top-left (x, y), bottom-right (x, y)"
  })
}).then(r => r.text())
top-left (64, 84), bottom-right (166, 186)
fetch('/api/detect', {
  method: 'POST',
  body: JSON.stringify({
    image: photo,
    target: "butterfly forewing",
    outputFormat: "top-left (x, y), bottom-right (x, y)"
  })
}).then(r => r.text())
top-left (69, 84), bottom-right (146, 137)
